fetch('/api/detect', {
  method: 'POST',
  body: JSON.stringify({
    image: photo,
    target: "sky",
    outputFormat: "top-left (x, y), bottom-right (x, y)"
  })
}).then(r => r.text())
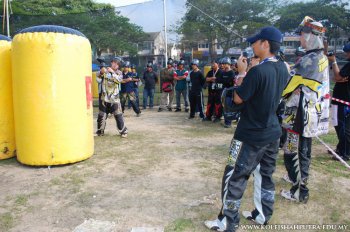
top-left (94, 0), bottom-right (313, 42)
top-left (94, 0), bottom-right (186, 42)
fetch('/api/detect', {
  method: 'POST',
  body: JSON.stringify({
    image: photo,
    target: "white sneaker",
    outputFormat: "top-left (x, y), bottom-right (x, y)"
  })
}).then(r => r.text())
top-left (282, 174), bottom-right (293, 184)
top-left (242, 211), bottom-right (254, 221)
top-left (121, 133), bottom-right (128, 138)
top-left (242, 211), bottom-right (266, 225)
top-left (204, 217), bottom-right (226, 231)
top-left (280, 189), bottom-right (296, 201)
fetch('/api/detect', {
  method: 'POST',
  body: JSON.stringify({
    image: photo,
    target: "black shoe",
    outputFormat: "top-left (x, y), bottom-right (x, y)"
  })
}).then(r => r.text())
top-left (185, 108), bottom-right (189, 112)
top-left (158, 108), bottom-right (163, 112)
top-left (96, 130), bottom-right (104, 136)
top-left (175, 108), bottom-right (181, 112)
top-left (168, 108), bottom-right (172, 111)
top-left (188, 116), bottom-right (194, 119)
top-left (202, 117), bottom-right (211, 122)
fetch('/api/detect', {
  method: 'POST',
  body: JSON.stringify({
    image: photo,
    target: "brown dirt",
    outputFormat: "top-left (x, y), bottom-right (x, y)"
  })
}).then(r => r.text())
top-left (0, 108), bottom-right (349, 232)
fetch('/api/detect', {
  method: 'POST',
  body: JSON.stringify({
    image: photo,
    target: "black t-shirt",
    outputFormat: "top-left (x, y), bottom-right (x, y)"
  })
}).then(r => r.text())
top-left (332, 61), bottom-right (350, 104)
top-left (206, 69), bottom-right (224, 92)
top-left (234, 60), bottom-right (289, 146)
top-left (220, 70), bottom-right (235, 88)
top-left (143, 71), bottom-right (158, 89)
top-left (189, 70), bottom-right (205, 94)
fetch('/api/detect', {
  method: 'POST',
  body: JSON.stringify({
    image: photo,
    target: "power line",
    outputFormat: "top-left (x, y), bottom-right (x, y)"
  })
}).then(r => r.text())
top-left (185, 0), bottom-right (243, 39)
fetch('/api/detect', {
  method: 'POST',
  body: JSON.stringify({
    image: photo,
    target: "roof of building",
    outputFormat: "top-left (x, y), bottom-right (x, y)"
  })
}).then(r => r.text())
top-left (145, 32), bottom-right (161, 41)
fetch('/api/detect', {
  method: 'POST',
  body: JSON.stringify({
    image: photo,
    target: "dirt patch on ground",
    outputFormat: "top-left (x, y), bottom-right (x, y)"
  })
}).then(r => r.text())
top-left (0, 108), bottom-right (349, 232)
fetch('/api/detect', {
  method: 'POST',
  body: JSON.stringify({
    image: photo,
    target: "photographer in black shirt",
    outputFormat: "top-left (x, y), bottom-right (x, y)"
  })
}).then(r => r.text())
top-left (188, 59), bottom-right (205, 119)
top-left (328, 42), bottom-right (350, 161)
top-left (205, 26), bottom-right (289, 232)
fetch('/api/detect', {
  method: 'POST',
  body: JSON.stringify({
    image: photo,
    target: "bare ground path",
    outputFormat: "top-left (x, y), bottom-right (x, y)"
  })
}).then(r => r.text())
top-left (0, 108), bottom-right (349, 232)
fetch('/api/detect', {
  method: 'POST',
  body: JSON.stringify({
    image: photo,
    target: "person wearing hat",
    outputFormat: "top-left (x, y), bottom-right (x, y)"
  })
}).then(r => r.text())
top-left (221, 57), bottom-right (236, 128)
top-left (174, 59), bottom-right (190, 112)
top-left (203, 59), bottom-right (224, 122)
top-left (327, 42), bottom-right (350, 161)
top-left (158, 58), bottom-right (176, 112)
top-left (120, 61), bottom-right (141, 116)
top-left (96, 57), bottom-right (128, 138)
top-left (142, 62), bottom-right (158, 109)
top-left (205, 26), bottom-right (289, 231)
top-left (280, 16), bottom-right (330, 203)
top-left (188, 59), bottom-right (205, 119)
top-left (128, 64), bottom-right (140, 109)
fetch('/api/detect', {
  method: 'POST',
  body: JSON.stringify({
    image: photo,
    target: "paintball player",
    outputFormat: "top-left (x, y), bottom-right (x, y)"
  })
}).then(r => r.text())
top-left (158, 58), bottom-right (175, 112)
top-left (188, 59), bottom-right (205, 119)
top-left (328, 42), bottom-right (350, 161)
top-left (174, 59), bottom-right (190, 112)
top-left (96, 57), bottom-right (128, 138)
top-left (120, 61), bottom-right (141, 116)
top-left (128, 64), bottom-right (140, 109)
top-left (142, 63), bottom-right (158, 109)
top-left (280, 16), bottom-right (330, 203)
top-left (205, 26), bottom-right (289, 231)
top-left (221, 57), bottom-right (236, 128)
top-left (203, 59), bottom-right (224, 122)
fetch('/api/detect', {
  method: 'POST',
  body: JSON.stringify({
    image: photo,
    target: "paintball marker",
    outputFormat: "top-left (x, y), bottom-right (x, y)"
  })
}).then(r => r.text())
top-left (97, 58), bottom-right (109, 68)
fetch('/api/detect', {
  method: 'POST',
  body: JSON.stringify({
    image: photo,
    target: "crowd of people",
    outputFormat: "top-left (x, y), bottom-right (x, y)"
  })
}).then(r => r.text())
top-left (94, 15), bottom-right (350, 232)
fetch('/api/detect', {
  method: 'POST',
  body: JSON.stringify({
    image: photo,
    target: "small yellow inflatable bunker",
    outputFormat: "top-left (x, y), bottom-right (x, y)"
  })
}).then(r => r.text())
top-left (0, 35), bottom-right (16, 160)
top-left (12, 25), bottom-right (93, 166)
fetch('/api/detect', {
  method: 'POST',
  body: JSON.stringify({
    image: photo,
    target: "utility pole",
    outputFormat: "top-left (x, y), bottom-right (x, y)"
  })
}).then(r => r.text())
top-left (6, 0), bottom-right (10, 37)
top-left (163, 0), bottom-right (168, 67)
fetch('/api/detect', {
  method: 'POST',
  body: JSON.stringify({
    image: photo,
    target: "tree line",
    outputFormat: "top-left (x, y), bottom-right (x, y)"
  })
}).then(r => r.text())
top-left (178, 0), bottom-right (350, 56)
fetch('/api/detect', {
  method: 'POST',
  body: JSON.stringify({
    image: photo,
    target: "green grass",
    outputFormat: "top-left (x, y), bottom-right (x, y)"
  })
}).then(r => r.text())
top-left (14, 195), bottom-right (28, 206)
top-left (0, 157), bottom-right (17, 166)
top-left (0, 212), bottom-right (14, 231)
top-left (165, 218), bottom-right (195, 232)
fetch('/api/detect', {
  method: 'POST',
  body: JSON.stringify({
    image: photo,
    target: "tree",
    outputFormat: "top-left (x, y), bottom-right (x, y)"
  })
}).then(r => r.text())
top-left (276, 0), bottom-right (350, 40)
top-left (177, 0), bottom-right (276, 59)
top-left (1, 0), bottom-right (146, 56)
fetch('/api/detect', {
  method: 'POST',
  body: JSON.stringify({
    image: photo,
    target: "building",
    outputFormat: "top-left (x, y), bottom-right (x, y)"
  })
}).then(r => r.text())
top-left (137, 32), bottom-right (166, 67)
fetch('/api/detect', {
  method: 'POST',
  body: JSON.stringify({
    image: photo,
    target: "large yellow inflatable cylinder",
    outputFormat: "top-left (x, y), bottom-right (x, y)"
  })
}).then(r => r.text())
top-left (12, 25), bottom-right (93, 166)
top-left (0, 35), bottom-right (16, 160)
top-left (92, 71), bottom-right (99, 98)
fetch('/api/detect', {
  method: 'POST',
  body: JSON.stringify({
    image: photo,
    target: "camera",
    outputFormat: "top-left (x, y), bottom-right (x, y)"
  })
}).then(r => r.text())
top-left (242, 51), bottom-right (249, 58)
top-left (327, 51), bottom-right (334, 57)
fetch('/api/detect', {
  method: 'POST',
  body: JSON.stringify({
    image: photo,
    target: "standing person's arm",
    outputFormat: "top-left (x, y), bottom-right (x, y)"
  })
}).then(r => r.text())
top-left (154, 72), bottom-right (159, 84)
top-left (200, 72), bottom-right (206, 87)
top-left (329, 55), bottom-right (349, 82)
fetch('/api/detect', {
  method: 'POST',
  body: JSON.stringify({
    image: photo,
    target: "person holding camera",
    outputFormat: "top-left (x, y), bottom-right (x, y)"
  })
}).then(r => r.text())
top-left (328, 42), bottom-right (350, 161)
top-left (158, 58), bottom-right (176, 112)
top-left (120, 61), bottom-right (141, 116)
top-left (203, 59), bottom-right (223, 122)
top-left (96, 57), bottom-right (128, 138)
top-left (205, 26), bottom-right (289, 232)
top-left (142, 63), bottom-right (158, 110)
top-left (280, 16), bottom-right (329, 203)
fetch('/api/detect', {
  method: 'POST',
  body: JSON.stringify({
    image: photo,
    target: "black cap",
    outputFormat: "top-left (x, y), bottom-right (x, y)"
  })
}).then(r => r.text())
top-left (246, 26), bottom-right (283, 44)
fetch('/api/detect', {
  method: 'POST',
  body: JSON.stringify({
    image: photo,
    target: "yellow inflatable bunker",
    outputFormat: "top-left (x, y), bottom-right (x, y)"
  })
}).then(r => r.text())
top-left (92, 71), bottom-right (99, 98)
top-left (12, 25), bottom-right (93, 166)
top-left (0, 35), bottom-right (16, 160)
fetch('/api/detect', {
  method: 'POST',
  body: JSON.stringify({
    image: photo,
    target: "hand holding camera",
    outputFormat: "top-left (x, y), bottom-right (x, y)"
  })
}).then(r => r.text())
top-left (237, 54), bottom-right (248, 74)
